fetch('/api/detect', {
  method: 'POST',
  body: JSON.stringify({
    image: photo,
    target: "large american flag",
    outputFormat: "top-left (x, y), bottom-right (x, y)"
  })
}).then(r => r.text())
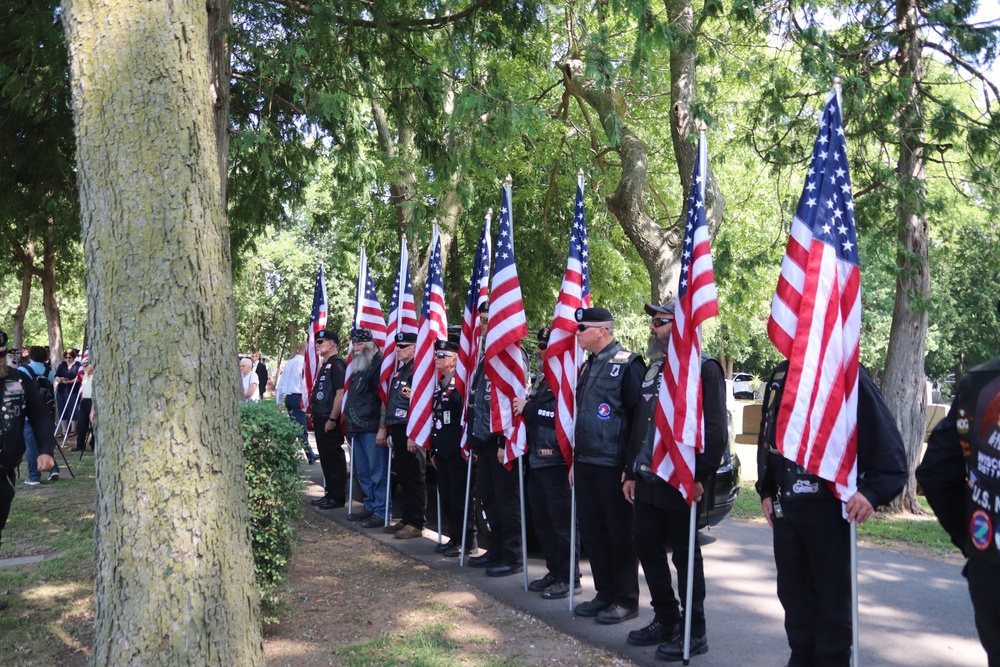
top-left (485, 181), bottom-right (529, 465)
top-left (342, 248), bottom-right (387, 430)
top-left (380, 239), bottom-right (418, 404)
top-left (407, 227), bottom-right (448, 449)
top-left (650, 132), bottom-right (719, 504)
top-left (457, 211), bottom-right (492, 458)
top-left (767, 88), bottom-right (861, 501)
top-left (304, 265), bottom-right (328, 414)
top-left (543, 174), bottom-right (592, 468)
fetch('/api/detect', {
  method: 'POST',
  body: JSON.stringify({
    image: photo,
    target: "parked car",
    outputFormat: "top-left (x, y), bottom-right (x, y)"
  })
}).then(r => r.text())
top-left (732, 372), bottom-right (755, 400)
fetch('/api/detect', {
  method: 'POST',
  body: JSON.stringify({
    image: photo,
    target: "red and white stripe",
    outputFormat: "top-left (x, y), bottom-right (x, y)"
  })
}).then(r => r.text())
top-left (380, 239), bottom-right (418, 403)
top-left (304, 265), bottom-right (328, 414)
top-left (485, 182), bottom-right (529, 465)
top-left (457, 212), bottom-right (492, 458)
top-left (407, 226), bottom-right (448, 449)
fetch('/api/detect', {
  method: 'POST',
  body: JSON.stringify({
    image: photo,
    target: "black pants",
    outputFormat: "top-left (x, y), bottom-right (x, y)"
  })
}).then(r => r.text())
top-left (75, 398), bottom-right (95, 451)
top-left (476, 444), bottom-right (521, 564)
top-left (285, 394), bottom-right (315, 460)
top-left (528, 465), bottom-right (578, 584)
top-left (575, 462), bottom-right (639, 608)
top-left (314, 423), bottom-right (346, 504)
top-left (435, 452), bottom-right (477, 545)
top-left (0, 470), bottom-right (15, 543)
top-left (772, 496), bottom-right (851, 667)
top-left (633, 489), bottom-right (705, 635)
top-left (968, 558), bottom-right (1000, 667)
top-left (389, 425), bottom-right (426, 528)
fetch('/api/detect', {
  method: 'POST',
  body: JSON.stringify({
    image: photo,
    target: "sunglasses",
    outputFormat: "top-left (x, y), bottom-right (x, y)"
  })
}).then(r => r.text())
top-left (576, 324), bottom-right (606, 332)
top-left (434, 351), bottom-right (453, 359)
top-left (396, 343), bottom-right (413, 349)
top-left (537, 344), bottom-right (547, 351)
top-left (652, 317), bottom-right (674, 328)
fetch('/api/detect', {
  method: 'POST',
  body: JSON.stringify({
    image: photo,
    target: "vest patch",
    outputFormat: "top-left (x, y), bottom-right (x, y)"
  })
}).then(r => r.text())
top-left (612, 351), bottom-right (631, 363)
top-left (401, 386), bottom-right (412, 399)
top-left (610, 365), bottom-right (621, 378)
top-left (597, 403), bottom-right (611, 420)
top-left (971, 510), bottom-right (992, 550)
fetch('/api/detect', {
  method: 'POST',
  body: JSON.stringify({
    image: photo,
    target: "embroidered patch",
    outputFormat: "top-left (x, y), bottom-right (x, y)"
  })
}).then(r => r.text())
top-left (316, 391), bottom-right (325, 400)
top-left (435, 419), bottom-right (443, 430)
top-left (610, 365), bottom-right (621, 378)
top-left (597, 403), bottom-right (611, 420)
top-left (971, 510), bottom-right (992, 551)
top-left (612, 351), bottom-right (631, 363)
top-left (443, 412), bottom-right (451, 425)
top-left (792, 479), bottom-right (819, 494)
top-left (643, 366), bottom-right (659, 384)
top-left (401, 386), bottom-right (412, 399)
top-left (957, 408), bottom-right (970, 435)
top-left (395, 408), bottom-right (409, 419)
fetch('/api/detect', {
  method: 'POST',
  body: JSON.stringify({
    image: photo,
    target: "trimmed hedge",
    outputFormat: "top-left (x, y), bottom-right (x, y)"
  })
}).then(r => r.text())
top-left (240, 401), bottom-right (305, 623)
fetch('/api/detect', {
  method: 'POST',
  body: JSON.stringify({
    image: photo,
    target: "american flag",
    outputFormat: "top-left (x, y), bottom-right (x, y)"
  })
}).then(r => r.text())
top-left (650, 131), bottom-right (719, 504)
top-left (543, 173), bottom-right (592, 468)
top-left (485, 180), bottom-right (529, 465)
top-left (767, 87), bottom-right (861, 501)
top-left (407, 227), bottom-right (448, 449)
top-left (380, 239), bottom-right (419, 404)
top-left (304, 265), bottom-right (328, 414)
top-left (342, 248), bottom-right (387, 430)
top-left (457, 211), bottom-right (492, 457)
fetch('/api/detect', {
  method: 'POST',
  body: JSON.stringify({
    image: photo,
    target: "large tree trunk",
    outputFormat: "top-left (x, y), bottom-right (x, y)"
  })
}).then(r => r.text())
top-left (38, 225), bottom-right (65, 362)
top-left (9, 260), bottom-right (33, 350)
top-left (62, 0), bottom-right (265, 664)
top-left (882, 0), bottom-right (928, 514)
top-left (208, 0), bottom-right (231, 204)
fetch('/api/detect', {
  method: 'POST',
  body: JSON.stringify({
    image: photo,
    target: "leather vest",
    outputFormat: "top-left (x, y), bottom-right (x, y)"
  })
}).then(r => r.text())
top-left (527, 376), bottom-right (564, 469)
top-left (632, 356), bottom-right (664, 484)
top-left (309, 354), bottom-right (344, 420)
top-left (960, 360), bottom-right (1000, 566)
top-left (343, 351), bottom-right (383, 432)
top-left (384, 360), bottom-right (414, 426)
top-left (575, 341), bottom-right (638, 468)
top-left (466, 361), bottom-right (502, 447)
top-left (0, 375), bottom-right (27, 471)
top-left (432, 372), bottom-right (463, 458)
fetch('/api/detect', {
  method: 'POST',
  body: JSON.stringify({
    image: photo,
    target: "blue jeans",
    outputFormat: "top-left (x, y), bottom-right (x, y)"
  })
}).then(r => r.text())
top-left (24, 422), bottom-right (59, 483)
top-left (283, 394), bottom-right (314, 460)
top-left (349, 431), bottom-right (388, 518)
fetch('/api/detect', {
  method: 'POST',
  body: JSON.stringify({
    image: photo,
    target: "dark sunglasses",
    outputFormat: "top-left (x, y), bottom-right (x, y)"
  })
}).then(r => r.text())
top-left (434, 351), bottom-right (452, 359)
top-left (576, 324), bottom-right (605, 332)
top-left (652, 317), bottom-right (674, 328)
top-left (396, 343), bottom-right (413, 349)
top-left (537, 344), bottom-right (547, 351)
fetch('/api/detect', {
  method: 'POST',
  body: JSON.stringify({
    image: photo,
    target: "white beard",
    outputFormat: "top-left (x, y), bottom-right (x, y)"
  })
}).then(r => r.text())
top-left (353, 348), bottom-right (374, 372)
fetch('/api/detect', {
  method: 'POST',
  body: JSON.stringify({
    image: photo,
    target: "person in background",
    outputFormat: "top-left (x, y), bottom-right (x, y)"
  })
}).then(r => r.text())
top-left (19, 346), bottom-right (61, 483)
top-left (275, 342), bottom-right (318, 464)
top-left (251, 351), bottom-right (268, 400)
top-left (54, 348), bottom-right (81, 437)
top-left (74, 360), bottom-right (96, 453)
top-left (239, 358), bottom-right (260, 403)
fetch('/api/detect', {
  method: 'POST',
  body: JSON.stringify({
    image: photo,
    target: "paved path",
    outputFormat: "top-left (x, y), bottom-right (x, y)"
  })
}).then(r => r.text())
top-left (300, 463), bottom-right (985, 666)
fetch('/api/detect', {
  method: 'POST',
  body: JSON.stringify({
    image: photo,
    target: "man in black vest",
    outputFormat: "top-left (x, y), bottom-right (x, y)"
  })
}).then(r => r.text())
top-left (378, 332), bottom-right (426, 540)
top-left (467, 303), bottom-right (524, 577)
top-left (431, 330), bottom-right (478, 557)
top-left (309, 329), bottom-right (346, 510)
top-left (573, 306), bottom-right (645, 624)
top-left (344, 328), bottom-right (388, 528)
top-left (622, 301), bottom-right (726, 660)
top-left (757, 361), bottom-right (907, 667)
top-left (918, 343), bottom-right (1000, 666)
top-left (514, 327), bottom-right (580, 599)
top-left (0, 328), bottom-right (57, 550)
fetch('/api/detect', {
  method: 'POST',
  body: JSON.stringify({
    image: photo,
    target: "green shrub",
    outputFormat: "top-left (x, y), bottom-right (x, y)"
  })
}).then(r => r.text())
top-left (240, 401), bottom-right (305, 623)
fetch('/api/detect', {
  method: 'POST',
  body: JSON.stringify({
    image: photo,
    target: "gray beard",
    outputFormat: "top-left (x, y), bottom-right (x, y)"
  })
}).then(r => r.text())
top-left (646, 335), bottom-right (666, 361)
top-left (353, 349), bottom-right (374, 372)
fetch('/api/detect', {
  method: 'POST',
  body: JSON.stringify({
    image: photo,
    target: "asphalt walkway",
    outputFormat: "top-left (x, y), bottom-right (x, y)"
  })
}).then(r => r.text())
top-left (300, 462), bottom-right (985, 667)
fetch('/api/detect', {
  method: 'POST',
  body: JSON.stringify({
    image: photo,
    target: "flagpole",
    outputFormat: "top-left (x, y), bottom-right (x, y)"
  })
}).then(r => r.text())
top-left (681, 498), bottom-right (697, 664)
top-left (460, 451), bottom-right (473, 567)
top-left (436, 482), bottom-right (443, 548)
top-left (567, 168), bottom-right (586, 612)
top-left (851, 519), bottom-right (860, 667)
top-left (385, 441), bottom-right (393, 527)
top-left (518, 455), bottom-right (528, 591)
top-left (348, 436), bottom-right (355, 510)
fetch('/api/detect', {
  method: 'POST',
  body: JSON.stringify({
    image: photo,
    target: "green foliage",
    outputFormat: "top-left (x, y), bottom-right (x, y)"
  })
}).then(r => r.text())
top-left (240, 401), bottom-right (305, 623)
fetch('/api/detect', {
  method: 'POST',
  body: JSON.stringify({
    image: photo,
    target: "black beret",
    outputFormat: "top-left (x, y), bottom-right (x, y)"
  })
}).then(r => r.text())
top-left (316, 329), bottom-right (339, 346)
top-left (575, 307), bottom-right (614, 323)
top-left (644, 301), bottom-right (676, 317)
top-left (395, 332), bottom-right (417, 344)
top-left (434, 339), bottom-right (459, 353)
top-left (537, 327), bottom-right (551, 343)
top-left (351, 328), bottom-right (373, 343)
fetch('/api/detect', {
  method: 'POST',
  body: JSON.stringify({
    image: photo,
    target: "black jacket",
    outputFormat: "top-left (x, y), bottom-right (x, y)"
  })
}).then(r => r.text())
top-left (1, 370), bottom-right (58, 472)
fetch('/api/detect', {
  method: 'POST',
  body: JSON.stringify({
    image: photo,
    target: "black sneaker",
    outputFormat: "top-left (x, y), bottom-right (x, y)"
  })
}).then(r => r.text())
top-left (435, 540), bottom-right (456, 553)
top-left (347, 509), bottom-right (373, 522)
top-left (444, 541), bottom-right (477, 557)
top-left (311, 496), bottom-right (332, 506)
top-left (528, 572), bottom-right (557, 592)
top-left (573, 597), bottom-right (613, 617)
top-left (655, 634), bottom-right (708, 662)
top-left (596, 603), bottom-right (639, 625)
top-left (467, 551), bottom-right (499, 568)
top-left (628, 619), bottom-right (680, 646)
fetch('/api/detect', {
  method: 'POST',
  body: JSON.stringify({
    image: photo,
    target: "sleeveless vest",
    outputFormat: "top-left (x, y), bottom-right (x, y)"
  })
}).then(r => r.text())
top-left (384, 360), bottom-right (414, 426)
top-left (432, 372), bottom-right (463, 458)
top-left (575, 341), bottom-right (638, 468)
top-left (309, 354), bottom-right (344, 420)
top-left (959, 359), bottom-right (1000, 566)
top-left (466, 361), bottom-right (501, 446)
top-left (343, 351), bottom-right (383, 432)
top-left (527, 376), bottom-right (564, 469)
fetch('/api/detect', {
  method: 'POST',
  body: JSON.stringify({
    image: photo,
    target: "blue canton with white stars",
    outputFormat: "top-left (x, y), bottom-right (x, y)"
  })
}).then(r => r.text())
top-left (679, 150), bottom-right (707, 299)
top-left (497, 186), bottom-right (517, 271)
top-left (422, 234), bottom-right (444, 318)
top-left (795, 94), bottom-right (860, 266)
top-left (572, 180), bottom-right (591, 295)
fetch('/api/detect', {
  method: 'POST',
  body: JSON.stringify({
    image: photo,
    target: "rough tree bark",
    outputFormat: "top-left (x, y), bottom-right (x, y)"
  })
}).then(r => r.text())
top-left (62, 0), bottom-right (265, 663)
top-left (882, 0), bottom-right (928, 513)
top-left (9, 256), bottom-right (33, 350)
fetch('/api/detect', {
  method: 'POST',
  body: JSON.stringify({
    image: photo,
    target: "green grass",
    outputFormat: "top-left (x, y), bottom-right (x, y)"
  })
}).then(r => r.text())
top-left (0, 452), bottom-right (97, 667)
top-left (338, 620), bottom-right (526, 667)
